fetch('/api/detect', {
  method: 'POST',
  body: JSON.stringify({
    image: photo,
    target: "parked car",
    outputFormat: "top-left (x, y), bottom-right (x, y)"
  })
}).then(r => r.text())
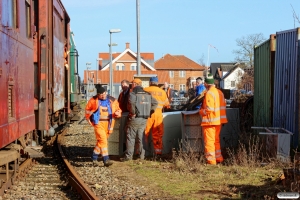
top-left (169, 90), bottom-right (188, 110)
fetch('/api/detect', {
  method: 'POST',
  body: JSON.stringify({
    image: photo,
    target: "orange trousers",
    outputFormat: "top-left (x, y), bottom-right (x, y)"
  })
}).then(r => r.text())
top-left (93, 121), bottom-right (109, 157)
top-left (145, 110), bottom-right (163, 155)
top-left (202, 125), bottom-right (223, 165)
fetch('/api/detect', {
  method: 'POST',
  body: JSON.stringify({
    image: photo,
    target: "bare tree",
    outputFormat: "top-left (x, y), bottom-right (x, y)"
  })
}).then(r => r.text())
top-left (233, 33), bottom-right (265, 92)
top-left (232, 33), bottom-right (266, 67)
top-left (198, 53), bottom-right (206, 66)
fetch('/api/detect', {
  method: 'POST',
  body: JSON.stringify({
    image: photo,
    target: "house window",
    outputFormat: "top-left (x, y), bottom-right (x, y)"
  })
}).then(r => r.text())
top-left (169, 71), bottom-right (174, 78)
top-left (130, 64), bottom-right (136, 71)
top-left (116, 63), bottom-right (125, 71)
top-left (179, 71), bottom-right (186, 77)
top-left (179, 84), bottom-right (186, 91)
top-left (169, 84), bottom-right (174, 89)
top-left (231, 81), bottom-right (235, 87)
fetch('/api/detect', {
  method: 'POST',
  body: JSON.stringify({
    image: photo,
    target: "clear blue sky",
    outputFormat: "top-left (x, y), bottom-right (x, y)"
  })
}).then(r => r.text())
top-left (62, 0), bottom-right (300, 78)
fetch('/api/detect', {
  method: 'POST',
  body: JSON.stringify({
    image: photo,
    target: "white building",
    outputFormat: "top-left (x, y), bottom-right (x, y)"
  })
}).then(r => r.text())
top-left (220, 65), bottom-right (244, 90)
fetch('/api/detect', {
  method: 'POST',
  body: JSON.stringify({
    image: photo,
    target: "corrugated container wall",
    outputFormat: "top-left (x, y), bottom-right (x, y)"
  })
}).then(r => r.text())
top-left (254, 34), bottom-right (276, 127)
top-left (273, 28), bottom-right (300, 148)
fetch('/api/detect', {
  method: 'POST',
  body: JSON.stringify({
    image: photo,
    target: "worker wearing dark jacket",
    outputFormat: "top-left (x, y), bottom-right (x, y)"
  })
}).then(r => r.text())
top-left (118, 79), bottom-right (130, 113)
top-left (121, 78), bottom-right (158, 161)
top-left (85, 86), bottom-right (122, 167)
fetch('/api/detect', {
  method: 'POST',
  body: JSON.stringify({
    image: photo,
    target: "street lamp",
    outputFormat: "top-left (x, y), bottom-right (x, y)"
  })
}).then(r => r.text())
top-left (96, 58), bottom-right (102, 85)
top-left (86, 62), bottom-right (91, 101)
top-left (109, 29), bottom-right (121, 97)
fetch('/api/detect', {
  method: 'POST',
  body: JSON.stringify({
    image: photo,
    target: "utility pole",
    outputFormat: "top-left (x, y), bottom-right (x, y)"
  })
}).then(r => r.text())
top-left (136, 0), bottom-right (141, 75)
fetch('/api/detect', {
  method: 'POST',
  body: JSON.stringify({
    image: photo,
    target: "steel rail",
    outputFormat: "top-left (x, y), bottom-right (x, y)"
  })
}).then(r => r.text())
top-left (57, 129), bottom-right (98, 200)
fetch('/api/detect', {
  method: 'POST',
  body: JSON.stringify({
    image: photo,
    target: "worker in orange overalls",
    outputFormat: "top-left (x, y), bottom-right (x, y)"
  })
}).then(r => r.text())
top-left (144, 77), bottom-right (170, 155)
top-left (199, 73), bottom-right (227, 165)
top-left (85, 86), bottom-right (122, 167)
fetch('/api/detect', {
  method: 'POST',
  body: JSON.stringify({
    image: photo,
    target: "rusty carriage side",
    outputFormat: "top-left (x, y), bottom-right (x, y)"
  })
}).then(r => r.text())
top-left (33, 0), bottom-right (71, 141)
top-left (0, 0), bottom-right (35, 149)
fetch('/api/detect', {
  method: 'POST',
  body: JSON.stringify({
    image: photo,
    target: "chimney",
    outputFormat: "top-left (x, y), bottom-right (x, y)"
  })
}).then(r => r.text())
top-left (126, 42), bottom-right (130, 49)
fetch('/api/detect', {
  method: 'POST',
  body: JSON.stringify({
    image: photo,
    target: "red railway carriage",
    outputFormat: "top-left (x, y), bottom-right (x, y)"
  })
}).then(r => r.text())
top-left (0, 0), bottom-right (35, 148)
top-left (33, 0), bottom-right (71, 135)
top-left (0, 0), bottom-right (71, 149)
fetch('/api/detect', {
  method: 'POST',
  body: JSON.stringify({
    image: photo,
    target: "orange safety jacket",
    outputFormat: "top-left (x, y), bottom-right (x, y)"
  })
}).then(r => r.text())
top-left (199, 85), bottom-right (221, 126)
top-left (218, 89), bottom-right (228, 124)
top-left (144, 86), bottom-right (170, 111)
top-left (85, 96), bottom-right (122, 133)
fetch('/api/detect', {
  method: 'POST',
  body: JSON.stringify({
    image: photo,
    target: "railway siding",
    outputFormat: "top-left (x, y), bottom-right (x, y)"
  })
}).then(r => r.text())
top-left (2, 137), bottom-right (81, 200)
top-left (62, 111), bottom-right (175, 199)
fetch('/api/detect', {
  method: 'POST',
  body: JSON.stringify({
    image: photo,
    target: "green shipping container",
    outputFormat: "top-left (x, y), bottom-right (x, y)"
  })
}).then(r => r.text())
top-left (253, 34), bottom-right (276, 127)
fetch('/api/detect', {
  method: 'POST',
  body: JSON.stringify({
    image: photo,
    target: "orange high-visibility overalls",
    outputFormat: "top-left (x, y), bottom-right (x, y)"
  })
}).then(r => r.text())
top-left (85, 96), bottom-right (121, 159)
top-left (199, 85), bottom-right (223, 165)
top-left (144, 86), bottom-right (170, 155)
top-left (216, 89), bottom-right (228, 163)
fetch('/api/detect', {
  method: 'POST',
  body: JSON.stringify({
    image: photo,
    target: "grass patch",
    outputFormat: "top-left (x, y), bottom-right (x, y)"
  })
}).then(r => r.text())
top-left (126, 134), bottom-right (292, 200)
top-left (130, 160), bottom-right (285, 199)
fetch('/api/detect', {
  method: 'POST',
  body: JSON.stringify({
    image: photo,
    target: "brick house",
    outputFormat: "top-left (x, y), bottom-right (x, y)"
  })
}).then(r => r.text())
top-left (154, 54), bottom-right (206, 92)
top-left (84, 43), bottom-right (169, 97)
top-left (84, 43), bottom-right (206, 97)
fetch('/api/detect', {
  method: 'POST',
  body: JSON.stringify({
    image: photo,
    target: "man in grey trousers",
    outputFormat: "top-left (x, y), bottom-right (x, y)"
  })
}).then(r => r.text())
top-left (120, 78), bottom-right (158, 161)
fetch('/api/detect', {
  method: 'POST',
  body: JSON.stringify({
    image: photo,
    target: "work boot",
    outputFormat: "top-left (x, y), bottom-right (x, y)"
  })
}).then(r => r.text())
top-left (92, 160), bottom-right (101, 167)
top-left (120, 157), bottom-right (132, 162)
top-left (103, 159), bottom-right (113, 167)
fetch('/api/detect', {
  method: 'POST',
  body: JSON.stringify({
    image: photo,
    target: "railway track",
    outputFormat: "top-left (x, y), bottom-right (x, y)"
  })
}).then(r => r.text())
top-left (61, 114), bottom-right (174, 199)
top-left (0, 126), bottom-right (97, 200)
top-left (1, 111), bottom-right (175, 199)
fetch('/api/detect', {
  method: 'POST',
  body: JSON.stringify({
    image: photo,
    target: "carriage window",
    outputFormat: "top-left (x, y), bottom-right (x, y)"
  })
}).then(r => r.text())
top-left (26, 0), bottom-right (31, 37)
top-left (2, 0), bottom-right (18, 28)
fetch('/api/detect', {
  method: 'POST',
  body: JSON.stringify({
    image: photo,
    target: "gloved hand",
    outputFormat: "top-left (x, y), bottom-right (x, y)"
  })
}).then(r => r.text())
top-left (87, 119), bottom-right (93, 126)
top-left (114, 110), bottom-right (121, 118)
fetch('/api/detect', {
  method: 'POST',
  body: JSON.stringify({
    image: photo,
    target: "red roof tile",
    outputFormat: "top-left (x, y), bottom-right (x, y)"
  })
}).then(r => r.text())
top-left (84, 70), bottom-right (169, 84)
top-left (140, 53), bottom-right (154, 60)
top-left (98, 53), bottom-right (120, 60)
top-left (154, 54), bottom-right (205, 70)
top-left (98, 52), bottom-right (153, 60)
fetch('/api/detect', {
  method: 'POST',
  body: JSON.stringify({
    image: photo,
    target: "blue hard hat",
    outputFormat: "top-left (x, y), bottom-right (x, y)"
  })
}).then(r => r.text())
top-left (149, 76), bottom-right (158, 82)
